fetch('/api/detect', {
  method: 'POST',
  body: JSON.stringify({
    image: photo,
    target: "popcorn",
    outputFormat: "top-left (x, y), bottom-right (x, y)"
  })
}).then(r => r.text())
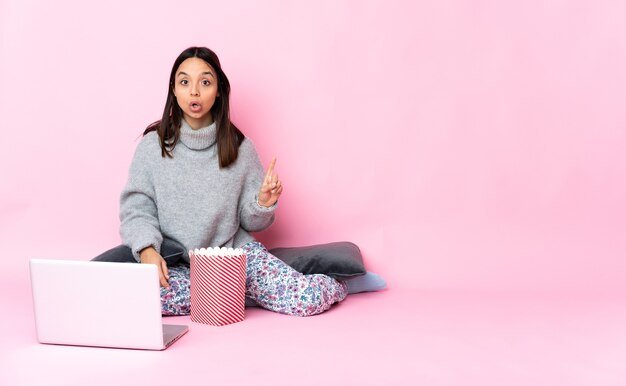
top-left (189, 248), bottom-right (247, 326)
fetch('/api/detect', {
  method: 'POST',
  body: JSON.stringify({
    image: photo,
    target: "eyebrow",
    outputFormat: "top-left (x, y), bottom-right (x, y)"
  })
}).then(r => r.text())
top-left (177, 71), bottom-right (215, 79)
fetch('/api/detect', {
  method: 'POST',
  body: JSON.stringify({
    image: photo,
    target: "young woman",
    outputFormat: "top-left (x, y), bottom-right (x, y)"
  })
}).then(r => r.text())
top-left (93, 47), bottom-right (347, 317)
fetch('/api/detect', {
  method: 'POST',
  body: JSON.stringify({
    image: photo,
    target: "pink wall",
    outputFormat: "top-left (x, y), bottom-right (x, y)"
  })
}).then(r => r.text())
top-left (1, 0), bottom-right (625, 294)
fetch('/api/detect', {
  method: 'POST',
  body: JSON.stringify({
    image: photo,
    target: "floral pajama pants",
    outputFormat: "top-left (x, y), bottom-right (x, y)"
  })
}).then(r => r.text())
top-left (161, 241), bottom-right (348, 317)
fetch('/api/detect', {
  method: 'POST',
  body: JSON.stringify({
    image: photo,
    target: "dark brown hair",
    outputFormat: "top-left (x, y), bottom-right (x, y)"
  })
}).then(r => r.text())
top-left (144, 47), bottom-right (244, 168)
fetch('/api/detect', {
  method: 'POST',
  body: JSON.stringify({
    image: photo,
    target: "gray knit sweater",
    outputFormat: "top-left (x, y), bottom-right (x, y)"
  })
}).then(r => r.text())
top-left (119, 119), bottom-right (276, 262)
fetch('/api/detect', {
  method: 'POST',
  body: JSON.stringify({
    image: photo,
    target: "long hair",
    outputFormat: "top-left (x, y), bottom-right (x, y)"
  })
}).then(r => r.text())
top-left (144, 47), bottom-right (244, 168)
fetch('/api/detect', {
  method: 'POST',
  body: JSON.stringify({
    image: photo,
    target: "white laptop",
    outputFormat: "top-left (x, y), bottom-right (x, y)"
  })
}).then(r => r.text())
top-left (29, 259), bottom-right (188, 350)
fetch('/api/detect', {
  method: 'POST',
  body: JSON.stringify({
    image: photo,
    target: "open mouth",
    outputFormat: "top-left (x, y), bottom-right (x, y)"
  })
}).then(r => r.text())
top-left (189, 102), bottom-right (202, 113)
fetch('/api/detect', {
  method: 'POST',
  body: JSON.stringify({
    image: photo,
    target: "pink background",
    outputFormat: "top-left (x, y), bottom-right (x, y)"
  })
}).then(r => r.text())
top-left (1, 0), bottom-right (626, 293)
top-left (2, 1), bottom-right (626, 385)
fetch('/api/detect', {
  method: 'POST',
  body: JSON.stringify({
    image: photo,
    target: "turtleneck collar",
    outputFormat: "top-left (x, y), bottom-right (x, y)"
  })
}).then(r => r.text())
top-left (179, 119), bottom-right (217, 150)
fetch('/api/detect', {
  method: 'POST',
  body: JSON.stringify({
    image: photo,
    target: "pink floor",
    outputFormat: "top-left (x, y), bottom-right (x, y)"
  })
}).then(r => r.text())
top-left (2, 273), bottom-right (626, 386)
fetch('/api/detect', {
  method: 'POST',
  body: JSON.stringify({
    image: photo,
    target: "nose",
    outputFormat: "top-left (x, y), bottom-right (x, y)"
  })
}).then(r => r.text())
top-left (190, 84), bottom-right (199, 97)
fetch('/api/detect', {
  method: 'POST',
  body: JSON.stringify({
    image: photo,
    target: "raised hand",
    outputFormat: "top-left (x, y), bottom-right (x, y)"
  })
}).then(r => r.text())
top-left (258, 157), bottom-right (283, 207)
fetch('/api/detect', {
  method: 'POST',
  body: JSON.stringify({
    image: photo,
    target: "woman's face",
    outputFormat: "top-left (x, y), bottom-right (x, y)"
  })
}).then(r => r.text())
top-left (173, 57), bottom-right (219, 129)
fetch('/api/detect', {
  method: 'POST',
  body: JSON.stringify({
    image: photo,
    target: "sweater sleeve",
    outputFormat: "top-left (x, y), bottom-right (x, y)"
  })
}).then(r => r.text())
top-left (119, 137), bottom-right (163, 261)
top-left (238, 139), bottom-right (276, 232)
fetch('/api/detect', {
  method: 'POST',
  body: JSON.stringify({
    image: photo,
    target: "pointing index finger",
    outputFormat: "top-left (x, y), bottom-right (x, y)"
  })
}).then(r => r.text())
top-left (265, 157), bottom-right (277, 179)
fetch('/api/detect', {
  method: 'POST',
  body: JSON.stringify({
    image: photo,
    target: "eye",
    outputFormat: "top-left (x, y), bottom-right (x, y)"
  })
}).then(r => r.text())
top-left (179, 79), bottom-right (188, 85)
top-left (202, 79), bottom-right (211, 86)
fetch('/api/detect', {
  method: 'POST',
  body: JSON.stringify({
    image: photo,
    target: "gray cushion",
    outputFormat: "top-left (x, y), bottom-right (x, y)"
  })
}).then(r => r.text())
top-left (269, 241), bottom-right (366, 279)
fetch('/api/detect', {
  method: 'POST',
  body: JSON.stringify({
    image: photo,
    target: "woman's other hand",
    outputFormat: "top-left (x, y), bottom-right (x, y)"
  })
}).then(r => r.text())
top-left (140, 247), bottom-right (170, 288)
